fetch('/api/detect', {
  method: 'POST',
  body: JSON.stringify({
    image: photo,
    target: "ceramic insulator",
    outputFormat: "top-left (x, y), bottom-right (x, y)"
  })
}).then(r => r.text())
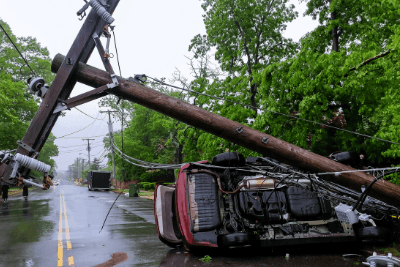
top-left (15, 153), bottom-right (51, 173)
top-left (90, 0), bottom-right (114, 24)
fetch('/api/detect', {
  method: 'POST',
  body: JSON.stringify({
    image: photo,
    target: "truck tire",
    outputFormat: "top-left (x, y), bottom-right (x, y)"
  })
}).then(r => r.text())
top-left (88, 184), bottom-right (92, 191)
top-left (212, 152), bottom-right (246, 167)
top-left (357, 226), bottom-right (392, 243)
top-left (217, 233), bottom-right (258, 248)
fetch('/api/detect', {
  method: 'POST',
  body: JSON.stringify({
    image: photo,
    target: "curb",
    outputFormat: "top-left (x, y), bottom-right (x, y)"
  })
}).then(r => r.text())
top-left (111, 190), bottom-right (154, 201)
top-left (8, 189), bottom-right (23, 196)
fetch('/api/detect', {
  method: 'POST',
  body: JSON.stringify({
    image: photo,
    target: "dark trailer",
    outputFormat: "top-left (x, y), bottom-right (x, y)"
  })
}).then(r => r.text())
top-left (87, 171), bottom-right (111, 191)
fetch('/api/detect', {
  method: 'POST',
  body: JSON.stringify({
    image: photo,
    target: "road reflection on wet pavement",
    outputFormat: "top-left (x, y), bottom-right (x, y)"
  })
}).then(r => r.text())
top-left (0, 179), bottom-right (372, 267)
top-left (159, 245), bottom-right (366, 267)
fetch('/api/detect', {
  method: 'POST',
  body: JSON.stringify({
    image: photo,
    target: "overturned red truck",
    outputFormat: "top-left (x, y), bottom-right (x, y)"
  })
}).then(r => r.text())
top-left (155, 152), bottom-right (400, 250)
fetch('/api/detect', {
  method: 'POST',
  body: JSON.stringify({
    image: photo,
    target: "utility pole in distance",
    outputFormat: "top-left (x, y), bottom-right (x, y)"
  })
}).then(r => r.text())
top-left (81, 159), bottom-right (85, 181)
top-left (100, 110), bottom-right (118, 182)
top-left (82, 138), bottom-right (95, 171)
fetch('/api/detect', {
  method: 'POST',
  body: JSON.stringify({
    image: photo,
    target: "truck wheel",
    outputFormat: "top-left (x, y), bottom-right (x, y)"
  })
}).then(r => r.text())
top-left (357, 226), bottom-right (392, 243)
top-left (88, 184), bottom-right (92, 191)
top-left (212, 152), bottom-right (246, 167)
top-left (217, 233), bottom-right (258, 248)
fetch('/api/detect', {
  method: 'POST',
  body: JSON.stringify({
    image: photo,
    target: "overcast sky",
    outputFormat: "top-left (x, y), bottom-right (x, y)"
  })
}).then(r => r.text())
top-left (1, 0), bottom-right (318, 171)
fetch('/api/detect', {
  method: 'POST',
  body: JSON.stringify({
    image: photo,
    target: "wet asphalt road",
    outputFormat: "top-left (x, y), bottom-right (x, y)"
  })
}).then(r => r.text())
top-left (0, 179), bottom-right (169, 266)
top-left (0, 178), bottom-right (369, 267)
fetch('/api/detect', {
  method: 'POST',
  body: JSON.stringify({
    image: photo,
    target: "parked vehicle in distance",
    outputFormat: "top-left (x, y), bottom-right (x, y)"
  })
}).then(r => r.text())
top-left (155, 152), bottom-right (400, 251)
top-left (87, 171), bottom-right (111, 191)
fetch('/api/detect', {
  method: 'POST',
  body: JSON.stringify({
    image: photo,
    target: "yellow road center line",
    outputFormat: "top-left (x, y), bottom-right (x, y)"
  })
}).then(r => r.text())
top-left (68, 256), bottom-right (75, 267)
top-left (62, 194), bottom-right (72, 250)
top-left (58, 194), bottom-right (63, 267)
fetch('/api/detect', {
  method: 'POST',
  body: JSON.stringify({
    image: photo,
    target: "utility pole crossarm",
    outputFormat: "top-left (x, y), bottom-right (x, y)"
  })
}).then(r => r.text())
top-left (63, 85), bottom-right (110, 110)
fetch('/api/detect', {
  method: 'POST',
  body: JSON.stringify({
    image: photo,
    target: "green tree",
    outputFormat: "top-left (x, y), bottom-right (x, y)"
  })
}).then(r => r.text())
top-left (199, 0), bottom-right (298, 116)
top-left (0, 72), bottom-right (38, 149)
top-left (91, 157), bottom-right (101, 170)
top-left (0, 19), bottom-right (53, 82)
top-left (253, 0), bottom-right (400, 164)
top-left (113, 102), bottom-right (176, 181)
top-left (171, 0), bottom-right (299, 162)
top-left (0, 19), bottom-right (54, 150)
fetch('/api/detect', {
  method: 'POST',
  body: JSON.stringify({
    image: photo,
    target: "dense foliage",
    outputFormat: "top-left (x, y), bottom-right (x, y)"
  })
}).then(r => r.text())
top-left (253, 0), bottom-right (400, 165)
top-left (179, 0), bottom-right (299, 161)
top-left (0, 19), bottom-right (54, 148)
top-left (0, 19), bottom-right (57, 174)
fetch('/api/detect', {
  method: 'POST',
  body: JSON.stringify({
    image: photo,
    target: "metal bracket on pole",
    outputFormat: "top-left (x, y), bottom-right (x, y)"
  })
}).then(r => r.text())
top-left (105, 33), bottom-right (111, 55)
top-left (53, 102), bottom-right (68, 114)
top-left (109, 74), bottom-right (119, 87)
top-left (93, 32), bottom-right (119, 88)
top-left (17, 140), bottom-right (37, 156)
top-left (10, 161), bottom-right (20, 179)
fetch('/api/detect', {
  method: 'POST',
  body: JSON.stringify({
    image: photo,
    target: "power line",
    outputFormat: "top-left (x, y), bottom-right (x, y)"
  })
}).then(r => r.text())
top-left (147, 76), bottom-right (400, 147)
top-left (58, 144), bottom-right (104, 154)
top-left (56, 141), bottom-right (103, 149)
top-left (88, 116), bottom-right (107, 137)
top-left (54, 119), bottom-right (98, 139)
top-left (112, 143), bottom-right (183, 169)
top-left (317, 167), bottom-right (400, 176)
top-left (50, 134), bottom-right (107, 140)
top-left (74, 107), bottom-right (105, 121)
top-left (111, 27), bottom-right (122, 77)
top-left (0, 22), bottom-right (37, 77)
top-left (51, 113), bottom-right (106, 140)
top-left (58, 144), bottom-right (104, 153)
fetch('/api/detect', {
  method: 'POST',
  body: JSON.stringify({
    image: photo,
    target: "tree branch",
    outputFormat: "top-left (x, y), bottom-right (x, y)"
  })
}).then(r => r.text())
top-left (232, 13), bottom-right (252, 76)
top-left (345, 50), bottom-right (391, 77)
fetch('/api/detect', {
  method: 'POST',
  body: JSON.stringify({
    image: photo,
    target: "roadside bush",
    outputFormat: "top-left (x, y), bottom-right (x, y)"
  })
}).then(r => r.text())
top-left (141, 182), bottom-right (156, 191)
top-left (140, 172), bottom-right (154, 182)
top-left (149, 182), bottom-right (155, 190)
top-left (140, 169), bottom-right (168, 182)
top-left (139, 182), bottom-right (149, 189)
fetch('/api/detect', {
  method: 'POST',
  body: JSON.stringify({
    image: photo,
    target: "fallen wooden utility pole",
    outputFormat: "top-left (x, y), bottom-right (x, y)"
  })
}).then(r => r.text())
top-left (52, 54), bottom-right (400, 206)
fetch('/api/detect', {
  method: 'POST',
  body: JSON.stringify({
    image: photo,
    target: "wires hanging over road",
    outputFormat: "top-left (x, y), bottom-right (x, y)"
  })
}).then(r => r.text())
top-left (74, 108), bottom-right (105, 121)
top-left (112, 143), bottom-right (183, 169)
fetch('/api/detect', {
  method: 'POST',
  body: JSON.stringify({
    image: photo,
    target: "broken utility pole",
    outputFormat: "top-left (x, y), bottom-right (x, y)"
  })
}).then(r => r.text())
top-left (51, 54), bottom-right (400, 206)
top-left (0, 0), bottom-right (120, 185)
